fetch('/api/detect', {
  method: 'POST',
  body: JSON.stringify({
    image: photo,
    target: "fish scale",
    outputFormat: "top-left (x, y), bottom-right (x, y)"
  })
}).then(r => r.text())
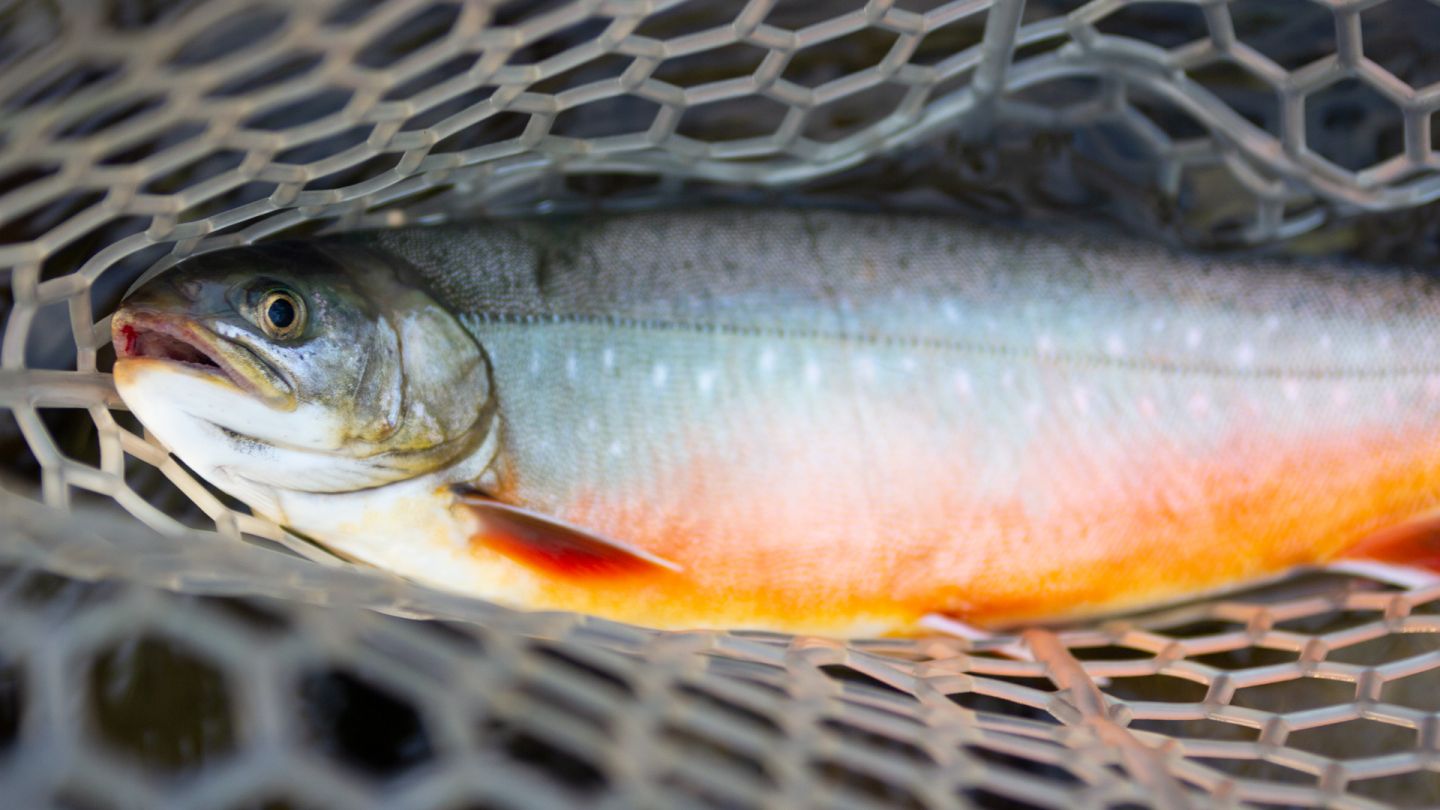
top-left (112, 209), bottom-right (1440, 636)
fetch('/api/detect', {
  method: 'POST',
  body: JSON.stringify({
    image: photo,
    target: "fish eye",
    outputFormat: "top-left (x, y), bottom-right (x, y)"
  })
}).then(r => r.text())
top-left (258, 289), bottom-right (305, 339)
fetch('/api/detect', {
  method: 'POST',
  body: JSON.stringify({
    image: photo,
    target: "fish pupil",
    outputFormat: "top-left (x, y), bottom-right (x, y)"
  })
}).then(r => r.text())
top-left (267, 297), bottom-right (295, 329)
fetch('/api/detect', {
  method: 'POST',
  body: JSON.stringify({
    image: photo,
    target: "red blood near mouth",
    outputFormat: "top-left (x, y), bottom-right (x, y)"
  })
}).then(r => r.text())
top-left (116, 321), bottom-right (222, 372)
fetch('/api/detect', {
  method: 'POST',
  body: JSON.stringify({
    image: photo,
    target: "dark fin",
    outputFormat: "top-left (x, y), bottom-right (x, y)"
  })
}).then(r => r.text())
top-left (1339, 515), bottom-right (1440, 573)
top-left (453, 489), bottom-right (682, 578)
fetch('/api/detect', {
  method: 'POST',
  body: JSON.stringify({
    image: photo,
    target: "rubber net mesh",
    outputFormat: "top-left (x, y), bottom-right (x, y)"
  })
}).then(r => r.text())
top-left (3, 1), bottom-right (1440, 808)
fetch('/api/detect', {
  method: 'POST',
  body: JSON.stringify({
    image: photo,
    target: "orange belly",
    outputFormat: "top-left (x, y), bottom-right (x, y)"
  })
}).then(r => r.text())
top-left (489, 412), bottom-right (1440, 636)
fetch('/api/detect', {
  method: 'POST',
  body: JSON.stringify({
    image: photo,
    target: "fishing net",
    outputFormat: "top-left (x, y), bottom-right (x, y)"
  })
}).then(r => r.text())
top-left (3, 1), bottom-right (1440, 807)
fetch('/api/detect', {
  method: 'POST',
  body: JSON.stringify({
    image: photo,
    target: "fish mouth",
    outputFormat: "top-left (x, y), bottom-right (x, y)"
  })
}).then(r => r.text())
top-left (112, 309), bottom-right (294, 408)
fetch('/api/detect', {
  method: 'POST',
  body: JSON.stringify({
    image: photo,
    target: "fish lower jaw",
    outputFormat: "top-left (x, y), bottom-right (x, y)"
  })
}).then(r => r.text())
top-left (114, 357), bottom-right (237, 392)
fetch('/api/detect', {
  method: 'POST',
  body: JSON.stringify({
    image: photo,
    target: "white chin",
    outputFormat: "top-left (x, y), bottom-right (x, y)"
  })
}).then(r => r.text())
top-left (115, 360), bottom-right (286, 518)
top-left (114, 360), bottom-right (416, 520)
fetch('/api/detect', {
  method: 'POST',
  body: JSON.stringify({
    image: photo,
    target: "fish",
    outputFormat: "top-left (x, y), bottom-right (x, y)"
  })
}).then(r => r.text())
top-left (109, 208), bottom-right (1440, 637)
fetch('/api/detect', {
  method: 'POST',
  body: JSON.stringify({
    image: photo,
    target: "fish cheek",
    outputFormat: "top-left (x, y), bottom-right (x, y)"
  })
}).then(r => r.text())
top-left (392, 302), bottom-right (489, 442)
top-left (346, 316), bottom-right (403, 443)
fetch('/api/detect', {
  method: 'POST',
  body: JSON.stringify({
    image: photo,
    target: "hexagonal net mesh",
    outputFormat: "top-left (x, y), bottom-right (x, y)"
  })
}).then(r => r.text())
top-left (3, 0), bottom-right (1440, 807)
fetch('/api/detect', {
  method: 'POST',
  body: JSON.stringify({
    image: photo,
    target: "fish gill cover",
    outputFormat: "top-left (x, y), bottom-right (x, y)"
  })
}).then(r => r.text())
top-left (3, 0), bottom-right (1440, 807)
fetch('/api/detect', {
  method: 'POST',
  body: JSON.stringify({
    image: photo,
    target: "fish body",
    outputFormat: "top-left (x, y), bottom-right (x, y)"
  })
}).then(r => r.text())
top-left (112, 209), bottom-right (1440, 636)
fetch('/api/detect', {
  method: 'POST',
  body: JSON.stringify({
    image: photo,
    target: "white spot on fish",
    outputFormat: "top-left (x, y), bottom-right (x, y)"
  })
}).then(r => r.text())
top-left (1320, 334), bottom-right (1333, 352)
top-left (565, 354), bottom-right (578, 380)
top-left (1429, 376), bottom-right (1440, 400)
top-left (1282, 378), bottom-right (1301, 402)
top-left (529, 348), bottom-right (541, 375)
top-left (1235, 344), bottom-right (1254, 368)
top-left (900, 356), bottom-right (917, 373)
top-left (759, 348), bottom-right (777, 374)
top-left (1002, 370), bottom-right (1016, 390)
top-left (697, 368), bottom-right (717, 396)
top-left (856, 354), bottom-right (877, 384)
top-left (1072, 387), bottom-right (1090, 414)
top-left (585, 416), bottom-right (599, 433)
top-left (1037, 333), bottom-right (1055, 354)
top-left (953, 369), bottom-right (973, 398)
top-left (1188, 392), bottom-right (1210, 417)
top-left (1332, 386), bottom-right (1351, 408)
top-left (1138, 396), bottom-right (1157, 420)
top-left (804, 360), bottom-right (822, 386)
top-left (602, 347), bottom-right (615, 371)
top-left (1263, 314), bottom-right (1281, 334)
top-left (1151, 317), bottom-right (1166, 334)
top-left (1025, 400), bottom-right (1043, 422)
top-left (607, 440), bottom-right (624, 458)
top-left (1185, 327), bottom-right (1202, 350)
top-left (942, 302), bottom-right (960, 323)
top-left (1105, 334), bottom-right (1125, 358)
top-left (1378, 331), bottom-right (1392, 351)
top-left (651, 363), bottom-right (669, 388)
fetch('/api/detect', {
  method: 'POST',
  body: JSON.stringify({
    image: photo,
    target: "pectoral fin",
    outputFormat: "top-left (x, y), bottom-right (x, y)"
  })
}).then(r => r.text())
top-left (453, 488), bottom-right (682, 578)
top-left (1339, 514), bottom-right (1440, 573)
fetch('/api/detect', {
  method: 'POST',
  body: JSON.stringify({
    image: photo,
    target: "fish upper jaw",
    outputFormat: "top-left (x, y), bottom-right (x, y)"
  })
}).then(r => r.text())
top-left (112, 308), bottom-right (295, 410)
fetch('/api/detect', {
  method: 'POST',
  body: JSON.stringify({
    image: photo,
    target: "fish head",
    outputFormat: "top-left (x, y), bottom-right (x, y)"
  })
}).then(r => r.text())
top-left (111, 241), bottom-right (492, 517)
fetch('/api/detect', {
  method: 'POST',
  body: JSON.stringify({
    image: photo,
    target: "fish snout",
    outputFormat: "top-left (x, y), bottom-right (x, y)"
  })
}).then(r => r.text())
top-left (112, 276), bottom-right (195, 363)
top-left (111, 291), bottom-right (297, 410)
top-left (111, 272), bottom-right (234, 365)
top-left (117, 273), bottom-right (199, 316)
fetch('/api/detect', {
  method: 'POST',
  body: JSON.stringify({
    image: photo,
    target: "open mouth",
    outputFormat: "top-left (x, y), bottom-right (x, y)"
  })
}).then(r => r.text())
top-left (112, 309), bottom-right (294, 408)
top-left (113, 311), bottom-right (247, 389)
top-left (118, 322), bottom-right (224, 371)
